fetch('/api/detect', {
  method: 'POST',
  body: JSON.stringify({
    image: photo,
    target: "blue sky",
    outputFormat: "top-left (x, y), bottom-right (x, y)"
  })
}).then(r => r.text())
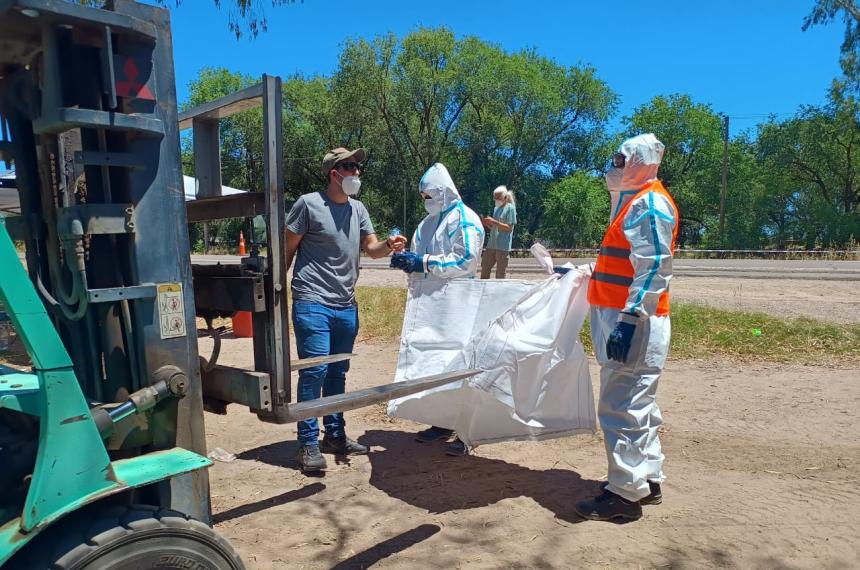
top-left (166, 0), bottom-right (842, 136)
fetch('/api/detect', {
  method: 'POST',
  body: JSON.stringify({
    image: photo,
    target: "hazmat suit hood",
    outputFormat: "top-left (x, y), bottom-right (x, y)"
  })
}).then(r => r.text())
top-left (419, 163), bottom-right (461, 215)
top-left (605, 133), bottom-right (665, 221)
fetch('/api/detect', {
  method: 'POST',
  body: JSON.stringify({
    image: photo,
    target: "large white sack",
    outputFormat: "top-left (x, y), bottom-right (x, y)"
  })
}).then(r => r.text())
top-left (387, 265), bottom-right (596, 447)
top-left (386, 277), bottom-right (535, 429)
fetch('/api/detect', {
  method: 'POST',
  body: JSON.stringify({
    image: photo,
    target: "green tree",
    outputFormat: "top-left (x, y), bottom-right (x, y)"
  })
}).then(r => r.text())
top-left (329, 28), bottom-right (616, 241)
top-left (757, 96), bottom-right (860, 246)
top-left (804, 0), bottom-right (860, 94)
top-left (182, 30), bottom-right (616, 245)
top-left (719, 136), bottom-right (769, 249)
top-left (455, 45), bottom-right (617, 237)
top-left (73, 0), bottom-right (298, 38)
top-left (539, 172), bottom-right (609, 248)
top-left (183, 68), bottom-right (264, 194)
top-left (181, 68), bottom-right (263, 250)
top-left (622, 94), bottom-right (724, 246)
top-left (332, 29), bottom-right (473, 233)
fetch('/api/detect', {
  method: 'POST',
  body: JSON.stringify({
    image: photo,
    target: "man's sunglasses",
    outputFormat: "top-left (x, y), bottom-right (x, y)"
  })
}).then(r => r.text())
top-left (612, 153), bottom-right (626, 169)
top-left (337, 162), bottom-right (362, 172)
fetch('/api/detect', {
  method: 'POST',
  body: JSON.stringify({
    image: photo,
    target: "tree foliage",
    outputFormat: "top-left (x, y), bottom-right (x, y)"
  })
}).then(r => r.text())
top-left (181, 26), bottom-right (860, 252)
top-left (622, 94), bottom-right (724, 246)
top-left (73, 0), bottom-right (297, 38)
top-left (539, 172), bottom-right (608, 247)
top-left (275, 28), bottom-right (615, 238)
top-left (804, 0), bottom-right (860, 94)
top-left (758, 97), bottom-right (860, 246)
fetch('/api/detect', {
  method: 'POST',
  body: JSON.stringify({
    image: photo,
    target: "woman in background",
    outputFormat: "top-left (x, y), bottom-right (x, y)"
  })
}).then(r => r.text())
top-left (480, 185), bottom-right (517, 279)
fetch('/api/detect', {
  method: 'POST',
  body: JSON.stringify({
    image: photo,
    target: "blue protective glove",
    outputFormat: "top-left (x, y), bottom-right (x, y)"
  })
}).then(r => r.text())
top-left (390, 253), bottom-right (408, 270)
top-left (390, 251), bottom-right (424, 274)
top-left (606, 320), bottom-right (636, 363)
top-left (553, 266), bottom-right (571, 275)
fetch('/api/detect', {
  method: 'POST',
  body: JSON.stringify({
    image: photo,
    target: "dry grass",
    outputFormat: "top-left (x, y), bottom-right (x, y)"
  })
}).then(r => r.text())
top-left (356, 286), bottom-right (407, 340)
top-left (667, 304), bottom-right (860, 363)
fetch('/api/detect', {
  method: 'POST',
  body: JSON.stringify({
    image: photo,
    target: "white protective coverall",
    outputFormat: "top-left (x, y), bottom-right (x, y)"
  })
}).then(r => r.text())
top-left (592, 133), bottom-right (678, 503)
top-left (412, 163), bottom-right (484, 279)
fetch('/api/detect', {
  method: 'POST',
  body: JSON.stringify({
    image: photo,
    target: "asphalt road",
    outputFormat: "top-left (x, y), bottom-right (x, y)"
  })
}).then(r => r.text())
top-left (191, 255), bottom-right (860, 281)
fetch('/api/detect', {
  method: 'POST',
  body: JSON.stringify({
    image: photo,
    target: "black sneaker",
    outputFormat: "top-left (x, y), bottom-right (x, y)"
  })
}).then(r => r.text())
top-left (297, 445), bottom-right (327, 472)
top-left (414, 426), bottom-right (454, 443)
top-left (445, 438), bottom-right (468, 456)
top-left (320, 436), bottom-right (369, 455)
top-left (575, 490), bottom-right (643, 521)
top-left (599, 481), bottom-right (663, 505)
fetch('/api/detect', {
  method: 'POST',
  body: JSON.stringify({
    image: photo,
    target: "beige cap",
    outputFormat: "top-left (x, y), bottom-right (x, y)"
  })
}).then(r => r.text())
top-left (321, 147), bottom-right (367, 176)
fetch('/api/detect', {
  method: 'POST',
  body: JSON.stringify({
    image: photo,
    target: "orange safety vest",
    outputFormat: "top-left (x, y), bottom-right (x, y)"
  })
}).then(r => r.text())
top-left (587, 180), bottom-right (679, 316)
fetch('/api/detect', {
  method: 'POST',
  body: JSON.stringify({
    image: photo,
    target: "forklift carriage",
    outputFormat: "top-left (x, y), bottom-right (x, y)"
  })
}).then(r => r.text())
top-left (0, 1), bottom-right (475, 567)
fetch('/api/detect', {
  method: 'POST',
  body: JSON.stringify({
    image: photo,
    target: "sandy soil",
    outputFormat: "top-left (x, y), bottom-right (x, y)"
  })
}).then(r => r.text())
top-left (669, 277), bottom-right (860, 324)
top-left (354, 269), bottom-right (860, 324)
top-left (200, 335), bottom-right (860, 569)
top-left (5, 257), bottom-right (855, 567)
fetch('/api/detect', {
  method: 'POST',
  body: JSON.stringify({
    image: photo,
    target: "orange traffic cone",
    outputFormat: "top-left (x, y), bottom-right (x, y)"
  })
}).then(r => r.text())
top-left (232, 310), bottom-right (253, 338)
top-left (232, 229), bottom-right (253, 337)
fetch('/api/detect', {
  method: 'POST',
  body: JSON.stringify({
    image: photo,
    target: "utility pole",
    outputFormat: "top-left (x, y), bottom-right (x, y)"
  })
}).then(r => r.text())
top-left (403, 177), bottom-right (408, 234)
top-left (718, 113), bottom-right (729, 241)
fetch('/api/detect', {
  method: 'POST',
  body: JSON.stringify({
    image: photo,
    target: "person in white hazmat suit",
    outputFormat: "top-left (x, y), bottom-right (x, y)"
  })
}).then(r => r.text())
top-left (390, 162), bottom-right (484, 456)
top-left (574, 133), bottom-right (679, 522)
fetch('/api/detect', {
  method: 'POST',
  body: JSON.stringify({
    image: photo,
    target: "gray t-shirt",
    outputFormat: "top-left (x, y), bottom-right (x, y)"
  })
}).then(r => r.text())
top-left (287, 191), bottom-right (375, 307)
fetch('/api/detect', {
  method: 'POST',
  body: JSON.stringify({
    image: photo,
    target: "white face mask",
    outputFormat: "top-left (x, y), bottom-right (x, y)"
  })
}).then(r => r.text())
top-left (494, 199), bottom-right (504, 208)
top-left (339, 174), bottom-right (361, 196)
top-left (605, 167), bottom-right (638, 222)
top-left (424, 198), bottom-right (443, 215)
top-left (605, 167), bottom-right (624, 193)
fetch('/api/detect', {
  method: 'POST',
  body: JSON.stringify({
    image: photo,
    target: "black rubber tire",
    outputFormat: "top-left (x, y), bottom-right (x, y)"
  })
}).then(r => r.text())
top-left (13, 504), bottom-right (245, 570)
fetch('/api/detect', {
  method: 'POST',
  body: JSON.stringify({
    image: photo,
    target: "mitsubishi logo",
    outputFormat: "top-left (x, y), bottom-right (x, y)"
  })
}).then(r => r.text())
top-left (115, 56), bottom-right (155, 101)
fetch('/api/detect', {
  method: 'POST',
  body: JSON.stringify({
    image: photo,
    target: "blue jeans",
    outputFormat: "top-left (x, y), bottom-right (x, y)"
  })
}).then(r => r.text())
top-left (292, 300), bottom-right (358, 446)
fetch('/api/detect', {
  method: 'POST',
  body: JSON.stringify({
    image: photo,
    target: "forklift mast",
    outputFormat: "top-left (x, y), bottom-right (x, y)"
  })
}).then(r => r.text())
top-left (1, 0), bottom-right (209, 520)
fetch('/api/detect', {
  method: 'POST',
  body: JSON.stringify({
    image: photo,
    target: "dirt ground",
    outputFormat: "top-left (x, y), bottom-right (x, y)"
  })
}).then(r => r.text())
top-left (669, 277), bottom-right (860, 323)
top-left (200, 334), bottom-right (860, 569)
top-left (4, 267), bottom-right (855, 568)
top-left (355, 268), bottom-right (860, 324)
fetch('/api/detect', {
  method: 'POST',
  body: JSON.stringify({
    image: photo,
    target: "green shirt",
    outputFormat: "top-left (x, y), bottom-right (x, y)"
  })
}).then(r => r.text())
top-left (486, 203), bottom-right (516, 252)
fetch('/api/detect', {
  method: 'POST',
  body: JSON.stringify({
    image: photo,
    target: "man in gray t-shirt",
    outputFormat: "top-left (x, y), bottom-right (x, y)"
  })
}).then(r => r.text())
top-left (285, 147), bottom-right (406, 472)
top-left (287, 191), bottom-right (374, 307)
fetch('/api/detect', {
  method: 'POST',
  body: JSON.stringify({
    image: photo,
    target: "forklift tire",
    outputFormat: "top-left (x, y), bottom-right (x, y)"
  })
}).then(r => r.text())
top-left (15, 504), bottom-right (245, 570)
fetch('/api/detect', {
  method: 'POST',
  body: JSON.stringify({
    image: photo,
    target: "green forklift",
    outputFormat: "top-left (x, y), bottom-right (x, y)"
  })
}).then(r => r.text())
top-left (0, 1), bottom-right (475, 567)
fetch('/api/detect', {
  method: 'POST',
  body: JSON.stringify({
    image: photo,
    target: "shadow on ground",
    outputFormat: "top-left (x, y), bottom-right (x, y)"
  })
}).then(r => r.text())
top-left (237, 439), bottom-right (354, 478)
top-left (212, 482), bottom-right (326, 524)
top-left (330, 524), bottom-right (441, 569)
top-left (358, 429), bottom-right (597, 525)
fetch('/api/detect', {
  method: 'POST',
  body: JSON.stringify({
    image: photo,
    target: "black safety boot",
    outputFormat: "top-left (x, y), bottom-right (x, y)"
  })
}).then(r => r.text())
top-left (297, 445), bottom-right (327, 472)
top-left (320, 436), bottom-right (369, 455)
top-left (445, 438), bottom-right (468, 456)
top-left (599, 481), bottom-right (662, 505)
top-left (575, 490), bottom-right (643, 521)
top-left (414, 426), bottom-right (454, 443)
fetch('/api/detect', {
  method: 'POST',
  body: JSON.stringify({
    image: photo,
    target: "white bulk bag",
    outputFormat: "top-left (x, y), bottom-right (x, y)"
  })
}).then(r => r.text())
top-left (387, 265), bottom-right (596, 447)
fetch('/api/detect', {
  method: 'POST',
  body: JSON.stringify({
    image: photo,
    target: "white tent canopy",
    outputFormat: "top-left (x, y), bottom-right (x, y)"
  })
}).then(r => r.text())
top-left (0, 172), bottom-right (18, 215)
top-left (182, 175), bottom-right (247, 201)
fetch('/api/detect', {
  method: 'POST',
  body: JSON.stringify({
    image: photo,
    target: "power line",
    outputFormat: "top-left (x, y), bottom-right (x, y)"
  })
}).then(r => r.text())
top-left (726, 112), bottom-right (796, 119)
